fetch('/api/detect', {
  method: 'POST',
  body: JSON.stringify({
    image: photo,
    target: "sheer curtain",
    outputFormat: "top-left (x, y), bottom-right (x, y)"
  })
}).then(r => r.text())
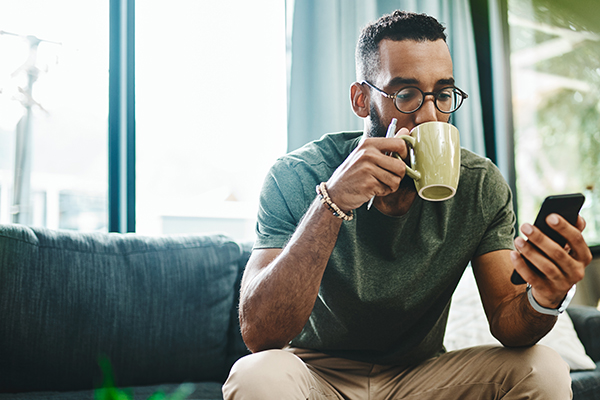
top-left (286, 0), bottom-right (485, 157)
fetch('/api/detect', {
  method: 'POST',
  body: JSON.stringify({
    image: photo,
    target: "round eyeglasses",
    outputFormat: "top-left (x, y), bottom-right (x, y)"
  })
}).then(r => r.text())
top-left (361, 81), bottom-right (468, 114)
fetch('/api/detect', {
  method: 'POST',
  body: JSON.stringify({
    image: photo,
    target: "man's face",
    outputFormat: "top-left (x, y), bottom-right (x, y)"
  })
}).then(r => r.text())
top-left (366, 39), bottom-right (454, 138)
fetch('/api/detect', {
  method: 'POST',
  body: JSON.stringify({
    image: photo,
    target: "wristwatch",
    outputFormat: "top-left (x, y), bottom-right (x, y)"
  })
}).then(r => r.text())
top-left (526, 284), bottom-right (577, 316)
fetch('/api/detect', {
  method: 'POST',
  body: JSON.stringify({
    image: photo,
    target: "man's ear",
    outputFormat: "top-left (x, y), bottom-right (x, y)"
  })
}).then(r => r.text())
top-left (350, 82), bottom-right (370, 118)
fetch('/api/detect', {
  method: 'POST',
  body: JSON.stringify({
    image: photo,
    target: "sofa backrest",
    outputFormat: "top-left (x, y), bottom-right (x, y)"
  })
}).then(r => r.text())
top-left (0, 224), bottom-right (249, 392)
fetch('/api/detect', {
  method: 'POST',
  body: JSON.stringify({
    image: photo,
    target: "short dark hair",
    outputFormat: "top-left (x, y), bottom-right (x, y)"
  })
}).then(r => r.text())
top-left (356, 10), bottom-right (447, 81)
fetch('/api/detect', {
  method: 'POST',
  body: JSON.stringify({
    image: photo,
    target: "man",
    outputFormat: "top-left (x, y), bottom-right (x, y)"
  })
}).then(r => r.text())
top-left (223, 10), bottom-right (592, 399)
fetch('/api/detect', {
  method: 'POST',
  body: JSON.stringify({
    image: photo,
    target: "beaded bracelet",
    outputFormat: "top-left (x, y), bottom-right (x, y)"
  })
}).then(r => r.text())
top-left (315, 182), bottom-right (354, 221)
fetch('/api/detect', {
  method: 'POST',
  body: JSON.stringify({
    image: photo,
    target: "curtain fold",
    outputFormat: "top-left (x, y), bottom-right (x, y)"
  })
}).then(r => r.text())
top-left (286, 0), bottom-right (486, 157)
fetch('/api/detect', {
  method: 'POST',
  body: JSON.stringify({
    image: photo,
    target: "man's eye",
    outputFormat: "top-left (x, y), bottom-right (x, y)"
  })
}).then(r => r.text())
top-left (437, 89), bottom-right (454, 102)
top-left (396, 89), bottom-right (419, 101)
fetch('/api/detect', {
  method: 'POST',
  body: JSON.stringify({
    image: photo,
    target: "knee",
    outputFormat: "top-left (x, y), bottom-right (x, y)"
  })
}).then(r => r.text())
top-left (227, 349), bottom-right (307, 383)
top-left (505, 345), bottom-right (571, 398)
top-left (223, 349), bottom-right (311, 400)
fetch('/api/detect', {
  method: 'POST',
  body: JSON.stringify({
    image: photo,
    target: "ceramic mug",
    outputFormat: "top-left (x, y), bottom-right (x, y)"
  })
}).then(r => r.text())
top-left (397, 121), bottom-right (460, 202)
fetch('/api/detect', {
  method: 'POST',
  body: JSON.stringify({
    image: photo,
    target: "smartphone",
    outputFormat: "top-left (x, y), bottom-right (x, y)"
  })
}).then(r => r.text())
top-left (510, 193), bottom-right (585, 285)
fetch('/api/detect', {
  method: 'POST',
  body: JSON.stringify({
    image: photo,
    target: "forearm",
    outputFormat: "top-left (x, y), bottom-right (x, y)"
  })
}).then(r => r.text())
top-left (240, 197), bottom-right (343, 352)
top-left (490, 291), bottom-right (557, 347)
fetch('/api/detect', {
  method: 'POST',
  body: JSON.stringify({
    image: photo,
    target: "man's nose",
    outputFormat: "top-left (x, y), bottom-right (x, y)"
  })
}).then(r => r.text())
top-left (414, 95), bottom-right (439, 124)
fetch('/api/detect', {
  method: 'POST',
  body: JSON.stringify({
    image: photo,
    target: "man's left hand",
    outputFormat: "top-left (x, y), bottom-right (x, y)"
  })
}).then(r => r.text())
top-left (510, 214), bottom-right (592, 309)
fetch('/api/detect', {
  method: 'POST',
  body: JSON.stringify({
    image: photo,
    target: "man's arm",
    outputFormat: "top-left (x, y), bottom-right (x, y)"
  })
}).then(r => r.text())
top-left (240, 134), bottom-right (411, 353)
top-left (472, 249), bottom-right (557, 347)
top-left (472, 215), bottom-right (592, 347)
top-left (239, 198), bottom-right (342, 353)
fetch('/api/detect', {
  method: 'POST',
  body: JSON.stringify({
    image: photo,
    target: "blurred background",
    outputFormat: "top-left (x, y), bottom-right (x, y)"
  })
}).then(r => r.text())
top-left (0, 0), bottom-right (598, 258)
top-left (0, 0), bottom-right (287, 240)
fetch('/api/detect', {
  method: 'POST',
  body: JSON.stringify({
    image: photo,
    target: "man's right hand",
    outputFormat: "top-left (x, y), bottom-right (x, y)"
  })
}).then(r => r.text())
top-left (326, 128), bottom-right (412, 212)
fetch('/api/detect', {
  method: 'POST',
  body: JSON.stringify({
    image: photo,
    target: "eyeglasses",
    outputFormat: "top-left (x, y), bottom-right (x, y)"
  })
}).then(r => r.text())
top-left (361, 81), bottom-right (468, 114)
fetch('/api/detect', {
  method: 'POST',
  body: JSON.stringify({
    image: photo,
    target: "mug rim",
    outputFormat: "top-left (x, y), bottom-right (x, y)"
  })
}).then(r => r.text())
top-left (410, 120), bottom-right (458, 134)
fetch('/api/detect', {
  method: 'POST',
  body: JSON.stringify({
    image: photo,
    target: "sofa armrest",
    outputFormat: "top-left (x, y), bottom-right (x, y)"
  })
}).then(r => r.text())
top-left (567, 305), bottom-right (600, 362)
top-left (226, 241), bottom-right (253, 370)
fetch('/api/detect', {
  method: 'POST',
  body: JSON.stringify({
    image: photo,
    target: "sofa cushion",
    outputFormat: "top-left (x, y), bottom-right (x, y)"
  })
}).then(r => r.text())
top-left (0, 224), bottom-right (242, 392)
top-left (570, 361), bottom-right (600, 400)
top-left (567, 305), bottom-right (600, 362)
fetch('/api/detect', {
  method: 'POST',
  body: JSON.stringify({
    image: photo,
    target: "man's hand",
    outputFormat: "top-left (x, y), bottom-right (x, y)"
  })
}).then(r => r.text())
top-left (474, 216), bottom-right (591, 347)
top-left (511, 214), bottom-right (592, 308)
top-left (325, 128), bottom-right (411, 212)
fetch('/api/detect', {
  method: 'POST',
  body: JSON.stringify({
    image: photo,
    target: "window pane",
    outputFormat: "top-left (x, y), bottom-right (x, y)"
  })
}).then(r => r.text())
top-left (508, 0), bottom-right (600, 246)
top-left (135, 0), bottom-right (287, 241)
top-left (0, 1), bottom-right (109, 231)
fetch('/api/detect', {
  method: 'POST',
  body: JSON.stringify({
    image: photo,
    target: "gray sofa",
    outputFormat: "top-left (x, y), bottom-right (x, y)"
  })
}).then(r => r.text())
top-left (0, 223), bottom-right (598, 399)
top-left (0, 224), bottom-right (251, 399)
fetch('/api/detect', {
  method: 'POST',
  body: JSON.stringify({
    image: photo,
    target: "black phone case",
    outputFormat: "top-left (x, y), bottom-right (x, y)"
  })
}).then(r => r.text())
top-left (510, 193), bottom-right (585, 285)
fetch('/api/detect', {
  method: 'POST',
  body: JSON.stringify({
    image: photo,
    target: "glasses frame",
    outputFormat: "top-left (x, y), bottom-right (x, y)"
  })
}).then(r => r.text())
top-left (361, 80), bottom-right (469, 114)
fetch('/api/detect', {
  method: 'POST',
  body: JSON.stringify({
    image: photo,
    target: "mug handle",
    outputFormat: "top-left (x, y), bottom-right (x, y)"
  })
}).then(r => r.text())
top-left (397, 136), bottom-right (421, 180)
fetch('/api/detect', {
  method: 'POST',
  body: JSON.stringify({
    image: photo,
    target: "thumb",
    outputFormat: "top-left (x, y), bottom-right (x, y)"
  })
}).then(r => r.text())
top-left (394, 127), bottom-right (410, 138)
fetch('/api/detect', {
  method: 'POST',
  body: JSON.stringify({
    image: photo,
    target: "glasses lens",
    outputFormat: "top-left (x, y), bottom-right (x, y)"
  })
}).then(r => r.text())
top-left (394, 87), bottom-right (423, 113)
top-left (436, 88), bottom-right (462, 113)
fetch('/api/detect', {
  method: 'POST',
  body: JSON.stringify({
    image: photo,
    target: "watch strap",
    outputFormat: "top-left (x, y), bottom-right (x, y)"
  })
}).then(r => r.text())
top-left (526, 284), bottom-right (576, 316)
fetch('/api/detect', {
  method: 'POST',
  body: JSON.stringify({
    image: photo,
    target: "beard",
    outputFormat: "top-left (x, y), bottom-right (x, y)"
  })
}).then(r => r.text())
top-left (366, 105), bottom-right (416, 191)
top-left (366, 104), bottom-right (388, 138)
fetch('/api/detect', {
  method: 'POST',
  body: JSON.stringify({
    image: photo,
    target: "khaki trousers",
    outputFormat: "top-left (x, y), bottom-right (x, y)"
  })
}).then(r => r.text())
top-left (223, 345), bottom-right (572, 400)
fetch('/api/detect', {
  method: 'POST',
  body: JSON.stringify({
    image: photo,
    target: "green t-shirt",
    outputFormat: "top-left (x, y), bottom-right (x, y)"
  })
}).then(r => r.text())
top-left (255, 131), bottom-right (516, 367)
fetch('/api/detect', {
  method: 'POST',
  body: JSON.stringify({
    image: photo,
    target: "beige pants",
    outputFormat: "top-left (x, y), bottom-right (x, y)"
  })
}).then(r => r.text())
top-left (223, 345), bottom-right (572, 400)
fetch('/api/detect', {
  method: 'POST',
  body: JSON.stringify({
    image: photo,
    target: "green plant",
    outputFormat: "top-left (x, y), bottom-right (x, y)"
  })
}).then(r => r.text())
top-left (95, 356), bottom-right (195, 400)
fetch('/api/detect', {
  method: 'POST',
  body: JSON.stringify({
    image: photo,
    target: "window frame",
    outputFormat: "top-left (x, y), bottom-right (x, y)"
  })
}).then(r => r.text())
top-left (108, 0), bottom-right (135, 233)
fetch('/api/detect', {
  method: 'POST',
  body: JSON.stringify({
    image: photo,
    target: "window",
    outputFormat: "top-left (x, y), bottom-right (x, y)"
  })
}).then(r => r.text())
top-left (0, 0), bottom-right (109, 231)
top-left (508, 0), bottom-right (600, 248)
top-left (1, 1), bottom-right (286, 240)
top-left (135, 0), bottom-right (287, 241)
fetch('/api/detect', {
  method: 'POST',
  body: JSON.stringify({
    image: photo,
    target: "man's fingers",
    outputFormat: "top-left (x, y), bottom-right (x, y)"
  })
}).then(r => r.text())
top-left (544, 214), bottom-right (592, 266)
top-left (576, 215), bottom-right (586, 232)
top-left (514, 235), bottom-right (563, 280)
top-left (511, 250), bottom-right (545, 287)
top-left (364, 136), bottom-right (410, 160)
top-left (394, 127), bottom-right (410, 137)
top-left (512, 214), bottom-right (592, 307)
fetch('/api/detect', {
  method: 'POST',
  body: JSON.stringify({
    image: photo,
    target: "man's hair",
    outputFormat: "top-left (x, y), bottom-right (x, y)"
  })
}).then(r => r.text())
top-left (356, 10), bottom-right (447, 82)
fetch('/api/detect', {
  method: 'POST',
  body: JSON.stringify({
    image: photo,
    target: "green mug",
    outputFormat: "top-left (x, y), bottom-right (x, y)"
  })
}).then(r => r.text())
top-left (397, 121), bottom-right (460, 202)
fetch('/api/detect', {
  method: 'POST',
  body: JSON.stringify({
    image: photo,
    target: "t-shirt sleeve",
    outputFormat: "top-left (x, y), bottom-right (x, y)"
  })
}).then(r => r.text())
top-left (473, 160), bottom-right (517, 258)
top-left (254, 160), bottom-right (311, 249)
